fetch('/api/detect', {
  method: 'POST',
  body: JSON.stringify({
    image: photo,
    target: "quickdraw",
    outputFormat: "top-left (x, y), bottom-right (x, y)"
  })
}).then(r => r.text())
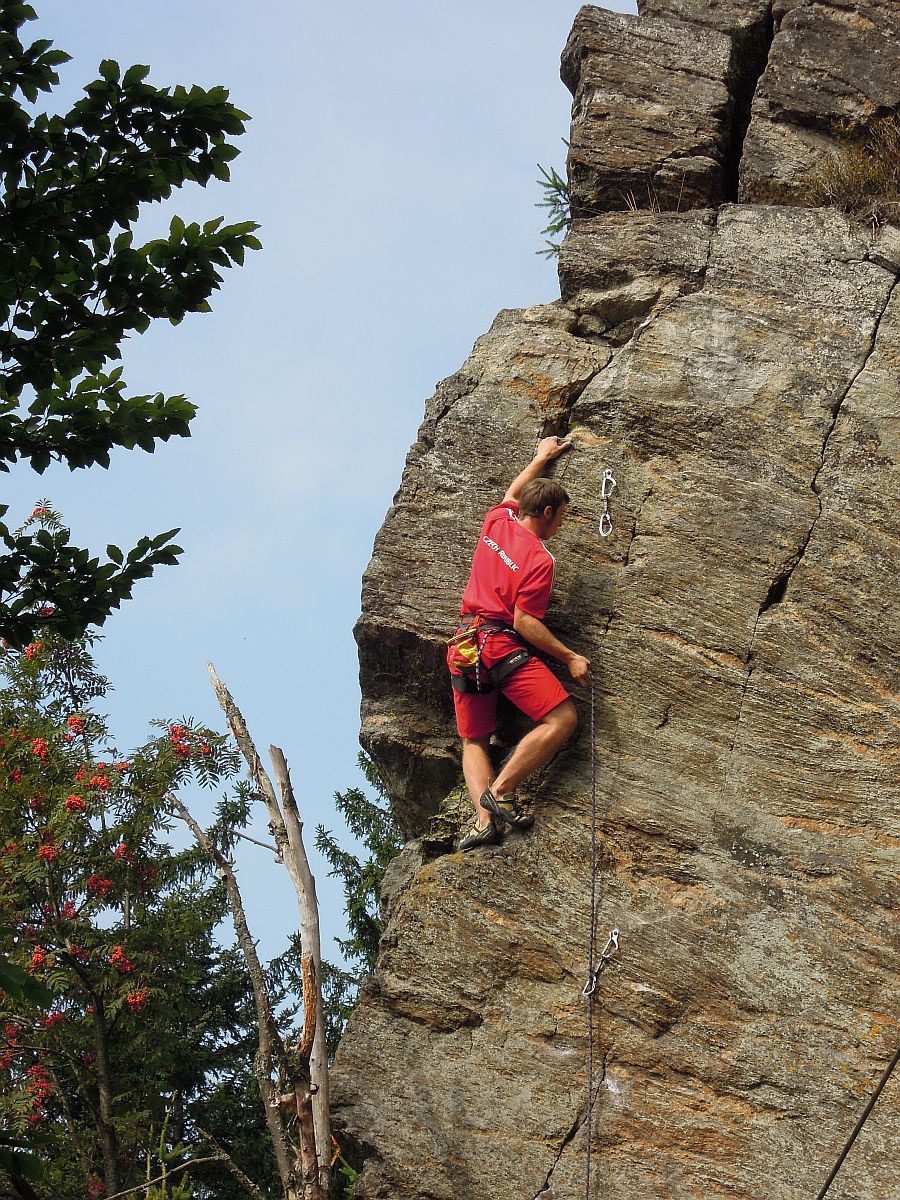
top-left (599, 469), bottom-right (616, 538)
top-left (582, 928), bottom-right (619, 998)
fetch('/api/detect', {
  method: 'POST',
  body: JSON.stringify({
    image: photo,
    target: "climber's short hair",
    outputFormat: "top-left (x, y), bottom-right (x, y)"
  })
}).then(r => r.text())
top-left (519, 478), bottom-right (570, 517)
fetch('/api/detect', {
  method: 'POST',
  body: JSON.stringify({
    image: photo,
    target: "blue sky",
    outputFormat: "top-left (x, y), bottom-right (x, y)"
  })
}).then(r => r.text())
top-left (7, 1), bottom-right (637, 960)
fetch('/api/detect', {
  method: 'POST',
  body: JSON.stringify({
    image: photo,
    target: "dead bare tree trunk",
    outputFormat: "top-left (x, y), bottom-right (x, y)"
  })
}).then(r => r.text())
top-left (206, 663), bottom-right (332, 1198)
top-left (171, 797), bottom-right (313, 1200)
top-left (269, 746), bottom-right (332, 1176)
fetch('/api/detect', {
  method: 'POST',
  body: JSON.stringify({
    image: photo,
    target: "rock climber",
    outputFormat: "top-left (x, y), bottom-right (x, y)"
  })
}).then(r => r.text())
top-left (448, 435), bottom-right (592, 851)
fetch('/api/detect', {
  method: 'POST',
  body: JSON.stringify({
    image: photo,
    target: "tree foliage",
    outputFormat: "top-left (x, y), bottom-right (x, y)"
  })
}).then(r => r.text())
top-left (313, 754), bottom-right (403, 1056)
top-left (0, 627), bottom-right (284, 1199)
top-left (0, 2), bottom-right (260, 646)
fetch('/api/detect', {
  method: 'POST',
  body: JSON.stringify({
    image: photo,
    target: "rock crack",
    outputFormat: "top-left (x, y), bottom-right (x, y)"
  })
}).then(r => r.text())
top-left (758, 274), bottom-right (898, 617)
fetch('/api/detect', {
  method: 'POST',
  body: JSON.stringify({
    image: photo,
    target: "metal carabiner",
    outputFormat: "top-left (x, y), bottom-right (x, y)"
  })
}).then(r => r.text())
top-left (582, 928), bottom-right (620, 997)
top-left (598, 469), bottom-right (616, 538)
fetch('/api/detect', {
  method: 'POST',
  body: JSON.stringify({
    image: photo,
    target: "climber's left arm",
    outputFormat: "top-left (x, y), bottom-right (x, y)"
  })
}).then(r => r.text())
top-left (513, 608), bottom-right (591, 685)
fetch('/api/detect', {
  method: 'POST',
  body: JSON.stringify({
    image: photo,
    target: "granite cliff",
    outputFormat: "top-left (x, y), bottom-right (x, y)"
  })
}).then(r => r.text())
top-left (333, 3), bottom-right (899, 1197)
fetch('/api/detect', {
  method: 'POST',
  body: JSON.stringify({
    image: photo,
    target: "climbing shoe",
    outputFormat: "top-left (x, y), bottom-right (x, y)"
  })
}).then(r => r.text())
top-left (478, 787), bottom-right (535, 831)
top-left (458, 819), bottom-right (500, 852)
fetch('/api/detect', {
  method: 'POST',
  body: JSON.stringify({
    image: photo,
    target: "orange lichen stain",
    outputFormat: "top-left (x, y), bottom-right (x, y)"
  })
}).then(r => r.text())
top-left (642, 627), bottom-right (745, 674)
top-left (863, 1010), bottom-right (899, 1036)
top-left (815, 728), bottom-right (897, 762)
top-left (776, 814), bottom-right (900, 849)
top-left (506, 373), bottom-right (557, 407)
top-left (844, 671), bottom-right (898, 705)
top-left (789, 679), bottom-right (885, 715)
top-left (650, 879), bottom-right (710, 913)
top-left (567, 429), bottom-right (606, 447)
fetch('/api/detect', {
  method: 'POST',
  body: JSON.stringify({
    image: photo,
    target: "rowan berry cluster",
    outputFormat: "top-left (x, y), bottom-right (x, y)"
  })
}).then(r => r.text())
top-left (126, 988), bottom-right (150, 1012)
top-left (26, 1063), bottom-right (53, 1121)
top-left (0, 1023), bottom-right (20, 1069)
top-left (1, 632), bottom-right (243, 1184)
top-left (109, 945), bottom-right (133, 974)
top-left (167, 723), bottom-right (211, 758)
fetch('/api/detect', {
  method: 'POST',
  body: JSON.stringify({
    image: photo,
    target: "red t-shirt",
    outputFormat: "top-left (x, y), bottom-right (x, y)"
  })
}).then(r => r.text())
top-left (458, 501), bottom-right (555, 663)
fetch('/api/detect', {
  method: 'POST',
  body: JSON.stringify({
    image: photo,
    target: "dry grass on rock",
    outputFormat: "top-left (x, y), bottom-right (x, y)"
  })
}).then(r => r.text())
top-left (806, 113), bottom-right (900, 228)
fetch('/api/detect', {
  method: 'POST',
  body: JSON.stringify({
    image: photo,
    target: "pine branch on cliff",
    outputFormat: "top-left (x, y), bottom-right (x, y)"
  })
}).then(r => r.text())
top-left (536, 144), bottom-right (571, 258)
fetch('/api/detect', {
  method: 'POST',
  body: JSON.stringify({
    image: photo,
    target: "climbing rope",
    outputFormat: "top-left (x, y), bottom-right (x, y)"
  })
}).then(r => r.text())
top-left (525, 426), bottom-right (895, 1199)
top-left (582, 673), bottom-right (619, 1200)
top-left (531, 426), bottom-right (624, 1194)
top-left (571, 456), bottom-right (618, 1198)
top-left (814, 1043), bottom-right (899, 1200)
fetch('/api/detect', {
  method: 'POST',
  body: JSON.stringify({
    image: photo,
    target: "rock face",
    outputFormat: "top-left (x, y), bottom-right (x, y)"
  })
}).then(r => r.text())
top-left (561, 7), bottom-right (736, 215)
top-left (637, 0), bottom-right (900, 206)
top-left (741, 0), bottom-right (900, 203)
top-left (336, 4), bottom-right (899, 1199)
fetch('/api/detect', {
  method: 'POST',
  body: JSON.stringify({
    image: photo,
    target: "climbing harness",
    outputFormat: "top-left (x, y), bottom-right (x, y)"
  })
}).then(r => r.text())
top-left (598, 469), bottom-right (616, 538)
top-left (447, 615), bottom-right (531, 694)
top-left (814, 1043), bottom-right (899, 1200)
top-left (583, 673), bottom-right (619, 1200)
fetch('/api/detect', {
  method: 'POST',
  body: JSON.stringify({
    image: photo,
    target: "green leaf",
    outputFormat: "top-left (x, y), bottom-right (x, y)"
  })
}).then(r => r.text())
top-left (0, 1142), bottom-right (45, 1182)
top-left (0, 957), bottom-right (53, 1006)
top-left (122, 62), bottom-right (151, 87)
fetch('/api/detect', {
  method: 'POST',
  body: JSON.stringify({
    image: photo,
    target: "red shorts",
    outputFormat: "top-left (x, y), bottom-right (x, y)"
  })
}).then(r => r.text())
top-left (451, 656), bottom-right (570, 739)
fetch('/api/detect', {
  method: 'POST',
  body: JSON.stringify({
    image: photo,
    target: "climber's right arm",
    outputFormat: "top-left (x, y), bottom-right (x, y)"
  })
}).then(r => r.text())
top-left (502, 436), bottom-right (571, 505)
top-left (513, 608), bottom-right (591, 685)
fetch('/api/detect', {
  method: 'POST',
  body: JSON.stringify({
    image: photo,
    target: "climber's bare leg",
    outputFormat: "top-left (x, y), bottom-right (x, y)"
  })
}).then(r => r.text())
top-left (462, 735), bottom-right (495, 828)
top-left (490, 699), bottom-right (577, 802)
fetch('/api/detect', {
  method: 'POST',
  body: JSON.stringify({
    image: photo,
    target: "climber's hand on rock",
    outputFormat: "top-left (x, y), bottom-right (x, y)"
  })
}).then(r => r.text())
top-left (567, 654), bottom-right (592, 686)
top-left (535, 435), bottom-right (571, 462)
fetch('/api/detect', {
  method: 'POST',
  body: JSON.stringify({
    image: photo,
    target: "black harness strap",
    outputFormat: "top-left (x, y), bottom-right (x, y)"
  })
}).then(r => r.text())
top-left (449, 616), bottom-right (532, 694)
